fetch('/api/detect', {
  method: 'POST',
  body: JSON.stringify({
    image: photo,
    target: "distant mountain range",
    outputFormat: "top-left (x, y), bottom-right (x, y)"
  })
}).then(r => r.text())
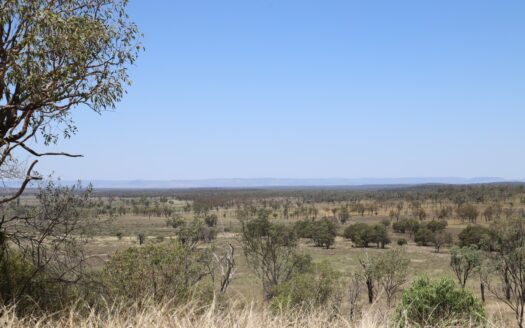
top-left (37, 177), bottom-right (524, 189)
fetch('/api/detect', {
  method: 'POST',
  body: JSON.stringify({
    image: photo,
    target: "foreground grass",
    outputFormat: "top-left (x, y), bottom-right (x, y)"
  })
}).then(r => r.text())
top-left (0, 299), bottom-right (509, 328)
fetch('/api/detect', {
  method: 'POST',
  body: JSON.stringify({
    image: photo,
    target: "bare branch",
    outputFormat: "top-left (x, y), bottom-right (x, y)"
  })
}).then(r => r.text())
top-left (0, 159), bottom-right (41, 205)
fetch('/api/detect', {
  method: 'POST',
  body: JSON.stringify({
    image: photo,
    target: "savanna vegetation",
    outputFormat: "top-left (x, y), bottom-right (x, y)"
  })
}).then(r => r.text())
top-left (1, 1), bottom-right (524, 327)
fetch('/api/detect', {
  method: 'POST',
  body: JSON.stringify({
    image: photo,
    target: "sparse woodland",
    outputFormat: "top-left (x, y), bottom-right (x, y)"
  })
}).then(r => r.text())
top-left (1, 1), bottom-right (525, 327)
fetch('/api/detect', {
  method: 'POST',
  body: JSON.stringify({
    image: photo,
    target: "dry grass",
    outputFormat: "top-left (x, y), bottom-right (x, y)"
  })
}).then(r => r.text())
top-left (0, 299), bottom-right (509, 328)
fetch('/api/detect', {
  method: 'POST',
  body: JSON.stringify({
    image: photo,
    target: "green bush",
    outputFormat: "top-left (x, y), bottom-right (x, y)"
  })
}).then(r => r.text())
top-left (458, 225), bottom-right (494, 250)
top-left (395, 277), bottom-right (485, 327)
top-left (102, 241), bottom-right (213, 304)
top-left (414, 227), bottom-right (433, 246)
top-left (426, 220), bottom-right (448, 232)
top-left (343, 223), bottom-right (371, 246)
top-left (294, 220), bottom-right (314, 239)
top-left (311, 219), bottom-right (337, 249)
top-left (392, 219), bottom-right (420, 236)
top-left (397, 238), bottom-right (408, 246)
top-left (344, 223), bottom-right (390, 248)
top-left (270, 261), bottom-right (340, 311)
top-left (0, 249), bottom-right (78, 314)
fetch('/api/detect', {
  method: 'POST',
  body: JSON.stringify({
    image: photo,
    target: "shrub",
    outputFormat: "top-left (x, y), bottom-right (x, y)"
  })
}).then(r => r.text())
top-left (395, 277), bottom-right (485, 327)
top-left (270, 261), bottom-right (340, 311)
top-left (102, 242), bottom-right (213, 304)
top-left (176, 218), bottom-right (217, 247)
top-left (458, 225), bottom-right (494, 250)
top-left (397, 238), bottom-right (408, 246)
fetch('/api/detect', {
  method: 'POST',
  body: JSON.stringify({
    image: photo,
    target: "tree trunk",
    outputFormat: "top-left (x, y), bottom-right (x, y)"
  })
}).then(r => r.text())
top-left (505, 267), bottom-right (511, 301)
top-left (366, 278), bottom-right (374, 304)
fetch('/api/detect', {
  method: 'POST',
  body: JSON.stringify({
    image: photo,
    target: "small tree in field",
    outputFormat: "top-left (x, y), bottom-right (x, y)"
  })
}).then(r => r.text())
top-left (414, 227), bottom-right (433, 246)
top-left (376, 248), bottom-right (410, 307)
top-left (240, 212), bottom-right (305, 300)
top-left (348, 273), bottom-right (362, 320)
top-left (450, 246), bottom-right (481, 288)
top-left (483, 218), bottom-right (525, 328)
top-left (358, 252), bottom-right (378, 304)
top-left (433, 230), bottom-right (453, 253)
top-left (311, 218), bottom-right (337, 249)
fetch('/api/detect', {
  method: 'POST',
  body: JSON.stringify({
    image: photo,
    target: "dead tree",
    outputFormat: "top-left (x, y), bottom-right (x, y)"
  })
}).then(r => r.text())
top-left (213, 243), bottom-right (236, 293)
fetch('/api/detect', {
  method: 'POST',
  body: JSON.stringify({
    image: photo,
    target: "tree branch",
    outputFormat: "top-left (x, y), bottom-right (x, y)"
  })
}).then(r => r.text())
top-left (0, 160), bottom-right (41, 205)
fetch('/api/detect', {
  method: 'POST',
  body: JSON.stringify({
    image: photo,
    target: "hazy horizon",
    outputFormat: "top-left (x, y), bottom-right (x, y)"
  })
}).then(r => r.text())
top-left (29, 0), bottom-right (525, 181)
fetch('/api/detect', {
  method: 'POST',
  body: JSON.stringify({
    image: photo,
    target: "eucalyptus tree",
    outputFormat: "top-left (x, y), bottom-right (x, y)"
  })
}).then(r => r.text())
top-left (0, 0), bottom-right (141, 309)
top-left (0, 0), bottom-right (142, 196)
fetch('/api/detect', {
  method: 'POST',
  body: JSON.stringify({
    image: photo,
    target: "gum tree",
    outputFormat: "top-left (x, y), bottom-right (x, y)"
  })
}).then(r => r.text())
top-left (0, 0), bottom-right (141, 309)
top-left (0, 0), bottom-right (141, 195)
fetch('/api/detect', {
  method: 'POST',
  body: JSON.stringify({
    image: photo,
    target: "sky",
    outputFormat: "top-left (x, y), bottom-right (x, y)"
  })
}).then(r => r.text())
top-left (36, 0), bottom-right (525, 181)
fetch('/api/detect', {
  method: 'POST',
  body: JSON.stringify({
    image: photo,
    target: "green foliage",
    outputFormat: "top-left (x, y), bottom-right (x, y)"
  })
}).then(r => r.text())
top-left (176, 218), bottom-right (217, 247)
top-left (395, 277), bottom-right (485, 327)
top-left (450, 246), bottom-right (482, 288)
top-left (372, 224), bottom-right (391, 248)
top-left (240, 212), bottom-right (300, 299)
top-left (0, 182), bottom-right (95, 313)
top-left (294, 220), bottom-right (314, 239)
top-left (0, 0), bottom-right (142, 152)
top-left (392, 219), bottom-right (420, 236)
top-left (397, 238), bottom-right (408, 246)
top-left (344, 223), bottom-right (390, 248)
top-left (102, 242), bottom-right (213, 304)
top-left (414, 227), bottom-right (433, 246)
top-left (0, 247), bottom-right (78, 314)
top-left (458, 225), bottom-right (494, 250)
top-left (270, 261), bottom-right (340, 311)
top-left (310, 219), bottom-right (338, 249)
top-left (0, 250), bottom-right (35, 306)
top-left (426, 220), bottom-right (448, 232)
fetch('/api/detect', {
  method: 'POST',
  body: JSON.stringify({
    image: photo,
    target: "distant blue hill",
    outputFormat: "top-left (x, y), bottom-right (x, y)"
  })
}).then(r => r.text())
top-left (3, 177), bottom-right (523, 189)
top-left (49, 177), bottom-right (521, 189)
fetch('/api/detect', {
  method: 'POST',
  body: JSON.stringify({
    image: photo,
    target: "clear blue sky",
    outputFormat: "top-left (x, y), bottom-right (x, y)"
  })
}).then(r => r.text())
top-left (37, 0), bottom-right (525, 180)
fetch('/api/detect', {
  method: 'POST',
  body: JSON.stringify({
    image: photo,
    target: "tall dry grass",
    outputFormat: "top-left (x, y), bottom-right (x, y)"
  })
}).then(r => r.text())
top-left (0, 299), bottom-right (509, 328)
